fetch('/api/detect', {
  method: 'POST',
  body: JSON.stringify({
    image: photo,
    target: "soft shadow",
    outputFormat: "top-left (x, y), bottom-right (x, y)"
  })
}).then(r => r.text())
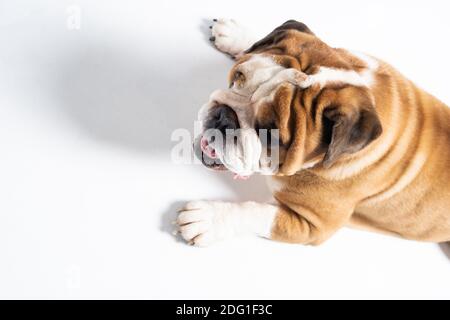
top-left (55, 45), bottom-right (230, 156)
top-left (199, 18), bottom-right (215, 46)
top-left (54, 40), bottom-right (271, 200)
top-left (160, 201), bottom-right (186, 243)
top-left (160, 182), bottom-right (272, 244)
top-left (52, 25), bottom-right (273, 247)
top-left (439, 242), bottom-right (450, 261)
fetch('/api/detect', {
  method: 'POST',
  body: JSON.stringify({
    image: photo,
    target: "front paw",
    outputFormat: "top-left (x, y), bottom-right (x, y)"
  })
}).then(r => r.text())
top-left (176, 201), bottom-right (235, 247)
top-left (209, 18), bottom-right (253, 57)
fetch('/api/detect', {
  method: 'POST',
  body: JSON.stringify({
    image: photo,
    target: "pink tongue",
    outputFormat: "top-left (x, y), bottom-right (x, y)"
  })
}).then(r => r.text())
top-left (200, 137), bottom-right (217, 159)
top-left (233, 174), bottom-right (250, 180)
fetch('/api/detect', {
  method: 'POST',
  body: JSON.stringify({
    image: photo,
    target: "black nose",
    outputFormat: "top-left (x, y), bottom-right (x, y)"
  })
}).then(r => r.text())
top-left (204, 104), bottom-right (240, 134)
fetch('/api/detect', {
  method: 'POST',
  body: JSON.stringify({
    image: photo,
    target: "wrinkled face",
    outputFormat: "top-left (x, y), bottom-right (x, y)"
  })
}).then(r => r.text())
top-left (195, 55), bottom-right (296, 177)
top-left (195, 21), bottom-right (383, 177)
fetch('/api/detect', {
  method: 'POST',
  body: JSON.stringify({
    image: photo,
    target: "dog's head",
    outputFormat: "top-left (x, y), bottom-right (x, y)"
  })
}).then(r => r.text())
top-left (195, 20), bottom-right (383, 177)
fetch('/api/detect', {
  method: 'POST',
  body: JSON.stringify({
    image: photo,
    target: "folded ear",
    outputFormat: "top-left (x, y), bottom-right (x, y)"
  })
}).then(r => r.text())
top-left (245, 20), bottom-right (315, 54)
top-left (322, 104), bottom-right (383, 168)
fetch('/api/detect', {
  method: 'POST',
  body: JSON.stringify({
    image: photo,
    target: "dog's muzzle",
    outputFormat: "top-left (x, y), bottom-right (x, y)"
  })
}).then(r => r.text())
top-left (194, 104), bottom-right (240, 171)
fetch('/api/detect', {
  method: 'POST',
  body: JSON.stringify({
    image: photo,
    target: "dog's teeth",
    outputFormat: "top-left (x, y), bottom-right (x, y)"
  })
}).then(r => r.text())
top-left (172, 229), bottom-right (179, 236)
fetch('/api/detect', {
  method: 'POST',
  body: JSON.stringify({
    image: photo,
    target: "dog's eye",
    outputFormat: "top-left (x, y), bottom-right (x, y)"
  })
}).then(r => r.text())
top-left (230, 71), bottom-right (246, 88)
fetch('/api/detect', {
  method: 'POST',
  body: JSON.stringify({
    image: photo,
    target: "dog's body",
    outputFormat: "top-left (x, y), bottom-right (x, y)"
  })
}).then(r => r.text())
top-left (176, 19), bottom-right (450, 246)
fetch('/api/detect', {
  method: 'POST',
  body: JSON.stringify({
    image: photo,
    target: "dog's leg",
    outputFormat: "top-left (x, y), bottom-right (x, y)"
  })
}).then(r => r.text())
top-left (209, 19), bottom-right (256, 58)
top-left (176, 201), bottom-right (351, 246)
top-left (176, 201), bottom-right (276, 246)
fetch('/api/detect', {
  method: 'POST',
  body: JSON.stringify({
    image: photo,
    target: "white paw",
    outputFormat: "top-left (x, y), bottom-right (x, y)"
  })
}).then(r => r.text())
top-left (210, 18), bottom-right (254, 57)
top-left (176, 201), bottom-right (237, 247)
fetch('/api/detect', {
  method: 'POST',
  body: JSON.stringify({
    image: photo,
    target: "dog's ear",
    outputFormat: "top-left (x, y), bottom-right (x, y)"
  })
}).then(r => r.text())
top-left (245, 20), bottom-right (315, 54)
top-left (278, 20), bottom-right (315, 35)
top-left (322, 103), bottom-right (383, 168)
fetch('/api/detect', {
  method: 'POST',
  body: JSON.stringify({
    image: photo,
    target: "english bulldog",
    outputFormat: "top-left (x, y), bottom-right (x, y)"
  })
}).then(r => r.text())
top-left (176, 19), bottom-right (450, 247)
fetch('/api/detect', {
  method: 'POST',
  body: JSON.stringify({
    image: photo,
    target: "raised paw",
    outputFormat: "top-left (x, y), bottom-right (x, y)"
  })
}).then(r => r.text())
top-left (209, 18), bottom-right (254, 57)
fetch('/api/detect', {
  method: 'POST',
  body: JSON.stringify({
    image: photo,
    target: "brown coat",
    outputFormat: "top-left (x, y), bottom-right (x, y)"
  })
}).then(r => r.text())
top-left (237, 22), bottom-right (450, 244)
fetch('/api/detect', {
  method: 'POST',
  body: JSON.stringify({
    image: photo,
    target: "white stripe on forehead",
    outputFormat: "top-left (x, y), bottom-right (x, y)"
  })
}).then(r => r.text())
top-left (301, 52), bottom-right (379, 89)
top-left (199, 52), bottom-right (379, 127)
top-left (198, 54), bottom-right (284, 128)
top-left (233, 54), bottom-right (285, 96)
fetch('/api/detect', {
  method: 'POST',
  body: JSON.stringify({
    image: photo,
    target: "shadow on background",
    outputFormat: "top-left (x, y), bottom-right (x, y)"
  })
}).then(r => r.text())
top-left (160, 201), bottom-right (187, 244)
top-left (439, 242), bottom-right (450, 261)
top-left (56, 46), bottom-right (221, 155)
top-left (54, 35), bottom-right (272, 225)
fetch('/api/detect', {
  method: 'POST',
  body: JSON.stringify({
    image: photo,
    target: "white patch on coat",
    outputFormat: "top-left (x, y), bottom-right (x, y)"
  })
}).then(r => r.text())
top-left (199, 55), bottom-right (305, 126)
top-left (302, 158), bottom-right (321, 169)
top-left (350, 51), bottom-right (379, 70)
top-left (198, 55), bottom-right (284, 127)
top-left (251, 68), bottom-right (307, 103)
top-left (230, 55), bottom-right (286, 99)
top-left (301, 52), bottom-right (379, 89)
top-left (176, 201), bottom-right (277, 246)
top-left (302, 67), bottom-right (371, 88)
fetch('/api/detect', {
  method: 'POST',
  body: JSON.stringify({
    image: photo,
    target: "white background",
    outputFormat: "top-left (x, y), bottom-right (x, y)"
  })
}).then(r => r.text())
top-left (0, 0), bottom-right (449, 299)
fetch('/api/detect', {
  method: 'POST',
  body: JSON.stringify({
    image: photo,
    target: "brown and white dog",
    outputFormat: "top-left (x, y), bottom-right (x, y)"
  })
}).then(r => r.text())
top-left (176, 19), bottom-right (450, 247)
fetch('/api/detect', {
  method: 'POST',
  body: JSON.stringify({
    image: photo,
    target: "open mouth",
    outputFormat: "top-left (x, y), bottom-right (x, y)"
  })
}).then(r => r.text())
top-left (194, 135), bottom-right (227, 171)
top-left (200, 136), bottom-right (217, 160)
top-left (194, 135), bottom-right (251, 180)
